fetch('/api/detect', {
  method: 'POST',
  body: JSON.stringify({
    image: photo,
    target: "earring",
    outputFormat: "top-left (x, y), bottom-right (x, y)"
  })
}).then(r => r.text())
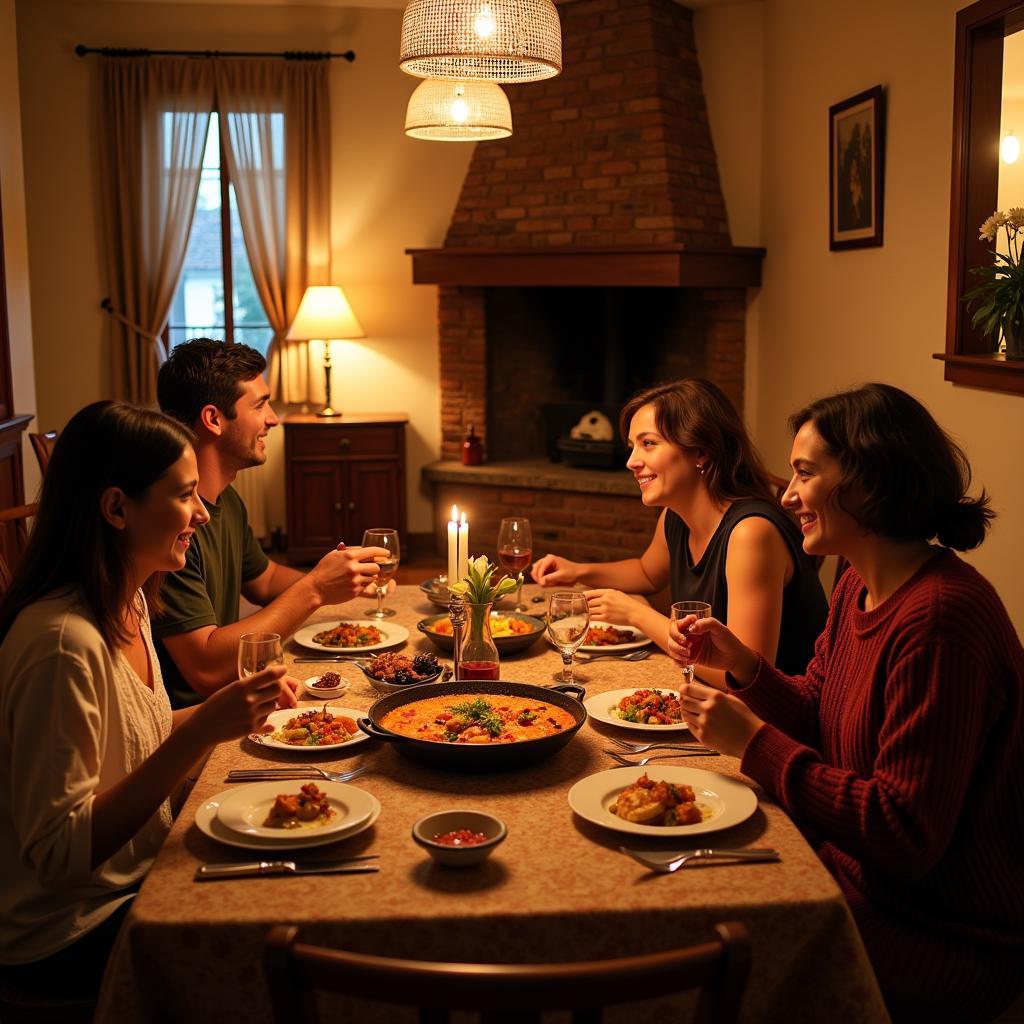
top-left (696, 463), bottom-right (705, 475)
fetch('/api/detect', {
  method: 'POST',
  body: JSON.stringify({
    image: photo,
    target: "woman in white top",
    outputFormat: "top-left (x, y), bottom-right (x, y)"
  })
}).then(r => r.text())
top-left (0, 401), bottom-right (288, 999)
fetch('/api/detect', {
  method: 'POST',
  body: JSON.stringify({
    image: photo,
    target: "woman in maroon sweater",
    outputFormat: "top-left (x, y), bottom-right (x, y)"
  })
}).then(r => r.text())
top-left (670, 383), bottom-right (1023, 1023)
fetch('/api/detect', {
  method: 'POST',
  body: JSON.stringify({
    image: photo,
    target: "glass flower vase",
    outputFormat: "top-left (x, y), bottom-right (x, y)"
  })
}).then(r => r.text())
top-left (457, 601), bottom-right (500, 680)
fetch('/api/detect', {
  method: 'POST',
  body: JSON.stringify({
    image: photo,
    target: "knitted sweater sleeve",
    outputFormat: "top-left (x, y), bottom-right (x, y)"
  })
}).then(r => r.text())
top-left (739, 632), bottom-right (995, 880)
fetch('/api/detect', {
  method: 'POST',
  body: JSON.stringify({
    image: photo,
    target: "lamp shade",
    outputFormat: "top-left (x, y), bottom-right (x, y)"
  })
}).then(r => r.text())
top-left (405, 78), bottom-right (512, 141)
top-left (399, 0), bottom-right (561, 83)
top-left (285, 286), bottom-right (365, 341)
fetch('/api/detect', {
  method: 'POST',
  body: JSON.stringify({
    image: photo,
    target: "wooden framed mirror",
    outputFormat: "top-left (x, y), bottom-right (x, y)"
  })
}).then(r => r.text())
top-left (937, 0), bottom-right (1024, 394)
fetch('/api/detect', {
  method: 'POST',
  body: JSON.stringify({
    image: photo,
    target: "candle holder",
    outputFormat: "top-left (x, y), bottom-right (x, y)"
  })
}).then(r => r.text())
top-left (448, 592), bottom-right (467, 681)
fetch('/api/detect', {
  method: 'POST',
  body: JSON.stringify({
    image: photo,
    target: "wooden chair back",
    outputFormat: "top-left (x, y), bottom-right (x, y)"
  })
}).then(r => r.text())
top-left (0, 503), bottom-right (37, 594)
top-left (28, 431), bottom-right (58, 476)
top-left (264, 922), bottom-right (751, 1024)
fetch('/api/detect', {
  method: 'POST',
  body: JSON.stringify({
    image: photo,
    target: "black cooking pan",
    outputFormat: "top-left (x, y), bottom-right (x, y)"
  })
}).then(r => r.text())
top-left (358, 680), bottom-right (586, 772)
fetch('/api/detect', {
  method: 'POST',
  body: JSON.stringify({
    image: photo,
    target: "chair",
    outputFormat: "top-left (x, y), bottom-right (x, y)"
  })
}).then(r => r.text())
top-left (28, 430), bottom-right (58, 476)
top-left (0, 503), bottom-right (37, 594)
top-left (264, 922), bottom-right (751, 1024)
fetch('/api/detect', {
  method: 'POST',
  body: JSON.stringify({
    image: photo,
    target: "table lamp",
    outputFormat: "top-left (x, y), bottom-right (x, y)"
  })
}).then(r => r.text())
top-left (285, 286), bottom-right (366, 417)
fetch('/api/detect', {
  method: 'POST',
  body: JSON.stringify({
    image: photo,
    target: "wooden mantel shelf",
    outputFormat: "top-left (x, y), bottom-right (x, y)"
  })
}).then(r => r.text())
top-left (406, 244), bottom-right (765, 288)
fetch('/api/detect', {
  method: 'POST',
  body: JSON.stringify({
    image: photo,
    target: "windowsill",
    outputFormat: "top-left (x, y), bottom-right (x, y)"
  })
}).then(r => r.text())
top-left (932, 351), bottom-right (1024, 395)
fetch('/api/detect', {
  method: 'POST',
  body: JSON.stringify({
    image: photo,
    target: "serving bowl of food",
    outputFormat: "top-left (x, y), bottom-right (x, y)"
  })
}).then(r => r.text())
top-left (358, 680), bottom-right (586, 771)
top-left (419, 577), bottom-right (512, 610)
top-left (416, 611), bottom-right (545, 656)
top-left (352, 651), bottom-right (446, 694)
top-left (412, 810), bottom-right (507, 867)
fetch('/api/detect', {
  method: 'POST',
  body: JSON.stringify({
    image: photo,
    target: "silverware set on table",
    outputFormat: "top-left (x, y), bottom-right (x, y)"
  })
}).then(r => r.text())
top-left (225, 765), bottom-right (367, 784)
top-left (575, 649), bottom-right (652, 663)
top-left (604, 736), bottom-right (718, 763)
top-left (619, 847), bottom-right (780, 873)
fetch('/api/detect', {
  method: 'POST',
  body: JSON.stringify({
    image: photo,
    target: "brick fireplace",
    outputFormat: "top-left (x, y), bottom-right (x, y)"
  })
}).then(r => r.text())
top-left (412, 0), bottom-right (764, 565)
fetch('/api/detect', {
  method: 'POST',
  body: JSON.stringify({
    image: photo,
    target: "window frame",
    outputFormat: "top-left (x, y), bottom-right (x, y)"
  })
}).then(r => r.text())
top-left (936, 0), bottom-right (1024, 395)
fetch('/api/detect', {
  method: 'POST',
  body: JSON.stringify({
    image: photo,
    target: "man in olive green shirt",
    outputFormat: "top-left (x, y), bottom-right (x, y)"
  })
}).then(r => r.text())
top-left (154, 339), bottom-right (389, 708)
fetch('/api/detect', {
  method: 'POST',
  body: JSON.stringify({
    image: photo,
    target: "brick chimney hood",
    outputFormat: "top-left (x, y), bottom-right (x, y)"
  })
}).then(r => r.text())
top-left (408, 0), bottom-right (764, 288)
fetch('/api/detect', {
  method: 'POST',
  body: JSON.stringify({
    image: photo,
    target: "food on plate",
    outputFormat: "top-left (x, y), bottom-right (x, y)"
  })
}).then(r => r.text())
top-left (312, 621), bottom-right (384, 648)
top-left (433, 829), bottom-right (489, 846)
top-left (271, 706), bottom-right (358, 746)
top-left (609, 773), bottom-right (706, 826)
top-left (381, 695), bottom-right (576, 744)
top-left (585, 625), bottom-right (637, 646)
top-left (367, 651), bottom-right (440, 684)
top-left (263, 783), bottom-right (335, 829)
top-left (612, 688), bottom-right (682, 726)
top-left (430, 614), bottom-right (535, 638)
top-left (309, 671), bottom-right (343, 690)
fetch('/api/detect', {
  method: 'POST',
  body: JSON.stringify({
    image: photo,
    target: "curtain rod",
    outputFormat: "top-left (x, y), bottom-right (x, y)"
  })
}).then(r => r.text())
top-left (75, 44), bottom-right (355, 61)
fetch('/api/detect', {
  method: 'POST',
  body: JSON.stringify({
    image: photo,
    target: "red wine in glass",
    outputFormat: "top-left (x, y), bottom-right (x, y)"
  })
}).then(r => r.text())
top-left (459, 660), bottom-right (500, 681)
top-left (497, 548), bottom-right (532, 574)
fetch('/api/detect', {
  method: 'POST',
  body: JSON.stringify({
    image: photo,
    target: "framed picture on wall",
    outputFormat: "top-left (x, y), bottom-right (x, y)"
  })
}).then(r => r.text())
top-left (829, 85), bottom-right (886, 250)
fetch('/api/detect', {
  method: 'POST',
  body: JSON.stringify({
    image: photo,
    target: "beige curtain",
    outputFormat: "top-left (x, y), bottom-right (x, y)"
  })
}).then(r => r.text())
top-left (214, 60), bottom-right (332, 404)
top-left (99, 58), bottom-right (215, 403)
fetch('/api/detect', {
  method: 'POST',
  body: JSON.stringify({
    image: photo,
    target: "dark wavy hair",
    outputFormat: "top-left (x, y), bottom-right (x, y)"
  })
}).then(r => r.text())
top-left (789, 383), bottom-right (994, 551)
top-left (619, 378), bottom-right (776, 504)
top-left (157, 337), bottom-right (266, 428)
top-left (0, 401), bottom-right (195, 649)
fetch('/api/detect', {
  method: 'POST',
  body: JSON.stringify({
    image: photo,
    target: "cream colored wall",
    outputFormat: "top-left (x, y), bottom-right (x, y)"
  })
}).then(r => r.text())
top-left (748, 0), bottom-right (1024, 628)
top-left (15, 0), bottom-right (472, 534)
top-left (1, 0), bottom-right (40, 500)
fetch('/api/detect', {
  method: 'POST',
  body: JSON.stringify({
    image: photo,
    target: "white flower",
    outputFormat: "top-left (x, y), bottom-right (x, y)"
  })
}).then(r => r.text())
top-left (979, 211), bottom-right (1008, 242)
top-left (1006, 207), bottom-right (1024, 230)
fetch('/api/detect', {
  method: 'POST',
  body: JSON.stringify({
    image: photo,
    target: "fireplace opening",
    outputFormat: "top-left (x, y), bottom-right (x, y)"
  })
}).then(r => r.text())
top-left (485, 286), bottom-right (712, 463)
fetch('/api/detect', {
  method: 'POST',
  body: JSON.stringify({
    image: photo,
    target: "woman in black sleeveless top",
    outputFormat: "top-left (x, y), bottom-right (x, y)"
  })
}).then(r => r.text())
top-left (532, 379), bottom-right (827, 682)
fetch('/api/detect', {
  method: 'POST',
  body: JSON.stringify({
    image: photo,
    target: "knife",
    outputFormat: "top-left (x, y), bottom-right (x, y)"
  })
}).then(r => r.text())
top-left (195, 856), bottom-right (379, 881)
top-left (294, 656), bottom-right (365, 663)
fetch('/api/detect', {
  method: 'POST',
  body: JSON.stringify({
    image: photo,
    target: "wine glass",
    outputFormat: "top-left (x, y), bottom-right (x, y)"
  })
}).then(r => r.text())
top-left (546, 591), bottom-right (590, 684)
top-left (363, 528), bottom-right (400, 618)
top-left (496, 517), bottom-right (533, 611)
top-left (237, 632), bottom-right (284, 679)
top-left (670, 601), bottom-right (712, 685)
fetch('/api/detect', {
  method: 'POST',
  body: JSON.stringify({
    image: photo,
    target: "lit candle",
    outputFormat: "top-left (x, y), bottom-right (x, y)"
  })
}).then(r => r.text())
top-left (447, 505), bottom-right (459, 586)
top-left (458, 512), bottom-right (469, 583)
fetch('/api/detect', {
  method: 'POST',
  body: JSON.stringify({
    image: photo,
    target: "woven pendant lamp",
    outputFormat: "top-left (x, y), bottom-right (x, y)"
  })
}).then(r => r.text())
top-left (400, 0), bottom-right (561, 83)
top-left (405, 78), bottom-right (513, 140)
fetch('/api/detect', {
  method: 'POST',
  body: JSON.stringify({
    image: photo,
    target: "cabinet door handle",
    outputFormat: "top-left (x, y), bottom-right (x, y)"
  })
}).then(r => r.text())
top-left (334, 502), bottom-right (342, 512)
top-left (347, 501), bottom-right (356, 512)
top-left (338, 437), bottom-right (351, 450)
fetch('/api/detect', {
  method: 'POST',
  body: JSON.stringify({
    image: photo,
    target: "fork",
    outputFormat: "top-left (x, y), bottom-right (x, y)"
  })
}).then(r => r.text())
top-left (608, 738), bottom-right (711, 754)
top-left (576, 649), bottom-right (652, 663)
top-left (621, 846), bottom-right (780, 873)
top-left (607, 750), bottom-right (718, 766)
top-left (226, 765), bottom-right (367, 784)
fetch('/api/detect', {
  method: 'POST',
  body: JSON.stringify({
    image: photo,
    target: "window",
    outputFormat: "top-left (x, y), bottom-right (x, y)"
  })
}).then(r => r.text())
top-left (166, 112), bottom-right (275, 354)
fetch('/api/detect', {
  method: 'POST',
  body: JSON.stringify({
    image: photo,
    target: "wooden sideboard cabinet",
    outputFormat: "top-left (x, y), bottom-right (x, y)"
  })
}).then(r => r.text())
top-left (284, 414), bottom-right (408, 564)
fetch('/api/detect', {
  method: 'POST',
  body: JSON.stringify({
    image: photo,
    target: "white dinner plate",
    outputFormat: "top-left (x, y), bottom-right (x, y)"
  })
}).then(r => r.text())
top-left (577, 621), bottom-right (652, 654)
top-left (568, 766), bottom-right (757, 837)
top-left (584, 687), bottom-right (693, 733)
top-left (196, 790), bottom-right (381, 852)
top-left (292, 619), bottom-right (409, 654)
top-left (216, 780), bottom-right (376, 840)
top-left (249, 706), bottom-right (371, 752)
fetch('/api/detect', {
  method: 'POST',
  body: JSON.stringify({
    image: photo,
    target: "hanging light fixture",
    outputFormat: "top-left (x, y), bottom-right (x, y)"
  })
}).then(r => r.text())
top-left (405, 78), bottom-right (512, 141)
top-left (399, 0), bottom-right (561, 83)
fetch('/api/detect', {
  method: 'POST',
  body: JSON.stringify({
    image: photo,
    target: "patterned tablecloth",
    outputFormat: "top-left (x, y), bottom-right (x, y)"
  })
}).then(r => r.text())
top-left (96, 584), bottom-right (889, 1024)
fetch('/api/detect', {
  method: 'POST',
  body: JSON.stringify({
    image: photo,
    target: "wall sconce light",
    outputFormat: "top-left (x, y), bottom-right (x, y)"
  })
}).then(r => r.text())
top-left (1001, 131), bottom-right (1020, 164)
top-left (285, 286), bottom-right (366, 418)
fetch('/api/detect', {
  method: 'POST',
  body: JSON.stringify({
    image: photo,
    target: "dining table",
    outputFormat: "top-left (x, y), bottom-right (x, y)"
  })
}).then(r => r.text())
top-left (95, 583), bottom-right (890, 1024)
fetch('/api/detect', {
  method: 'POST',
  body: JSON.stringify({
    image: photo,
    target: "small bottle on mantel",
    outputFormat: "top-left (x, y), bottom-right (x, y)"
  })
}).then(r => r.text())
top-left (462, 424), bottom-right (483, 466)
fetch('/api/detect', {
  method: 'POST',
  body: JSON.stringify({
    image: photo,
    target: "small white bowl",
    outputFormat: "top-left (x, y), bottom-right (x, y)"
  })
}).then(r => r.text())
top-left (301, 673), bottom-right (351, 700)
top-left (412, 810), bottom-right (507, 867)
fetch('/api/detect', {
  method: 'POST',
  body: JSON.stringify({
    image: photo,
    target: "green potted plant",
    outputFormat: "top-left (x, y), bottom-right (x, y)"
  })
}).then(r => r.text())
top-left (964, 208), bottom-right (1024, 359)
